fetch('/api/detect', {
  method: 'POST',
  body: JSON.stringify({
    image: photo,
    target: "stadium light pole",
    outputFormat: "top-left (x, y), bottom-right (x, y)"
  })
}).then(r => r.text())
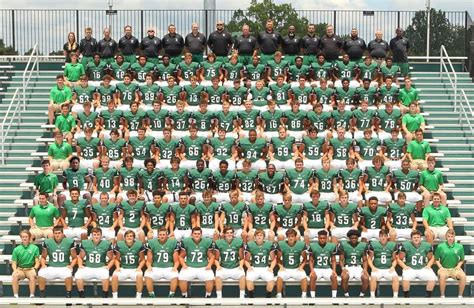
top-left (426, 0), bottom-right (431, 62)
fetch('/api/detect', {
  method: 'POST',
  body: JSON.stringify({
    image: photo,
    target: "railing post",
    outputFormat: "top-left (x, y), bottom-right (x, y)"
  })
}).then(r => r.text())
top-left (333, 10), bottom-right (337, 32)
top-left (11, 10), bottom-right (15, 52)
top-left (440, 46), bottom-right (443, 77)
top-left (397, 11), bottom-right (401, 29)
top-left (1, 123), bottom-right (4, 165)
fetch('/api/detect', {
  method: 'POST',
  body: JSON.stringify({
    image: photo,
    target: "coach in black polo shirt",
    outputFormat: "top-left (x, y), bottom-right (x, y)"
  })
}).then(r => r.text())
top-left (301, 24), bottom-right (320, 66)
top-left (162, 24), bottom-right (185, 65)
top-left (282, 25), bottom-right (301, 65)
top-left (319, 24), bottom-right (342, 63)
top-left (344, 28), bottom-right (366, 63)
top-left (257, 19), bottom-right (282, 65)
top-left (208, 21), bottom-right (233, 64)
top-left (98, 28), bottom-right (117, 64)
top-left (233, 24), bottom-right (257, 65)
top-left (119, 25), bottom-right (139, 64)
top-left (390, 28), bottom-right (410, 77)
top-left (79, 27), bottom-right (97, 67)
top-left (368, 30), bottom-right (389, 66)
top-left (140, 28), bottom-right (161, 65)
top-left (185, 23), bottom-right (207, 64)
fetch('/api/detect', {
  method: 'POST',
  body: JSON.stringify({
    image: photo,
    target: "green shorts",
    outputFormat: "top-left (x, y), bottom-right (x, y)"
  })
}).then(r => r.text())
top-left (303, 55), bottom-right (317, 66)
top-left (123, 54), bottom-right (137, 64)
top-left (238, 54), bottom-right (253, 65)
top-left (284, 55), bottom-right (297, 65)
top-left (192, 53), bottom-right (204, 64)
top-left (259, 53), bottom-right (275, 65)
top-left (396, 62), bottom-right (409, 77)
top-left (81, 56), bottom-right (93, 67)
top-left (216, 55), bottom-right (229, 63)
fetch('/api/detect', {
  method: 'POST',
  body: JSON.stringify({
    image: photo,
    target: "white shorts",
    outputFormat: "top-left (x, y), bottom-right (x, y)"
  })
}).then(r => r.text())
top-left (270, 159), bottom-right (295, 171)
top-left (156, 159), bottom-right (171, 170)
top-left (38, 266), bottom-right (72, 280)
top-left (147, 130), bottom-right (164, 139)
top-left (116, 192), bottom-right (129, 201)
top-left (117, 105), bottom-right (130, 112)
top-left (303, 158), bottom-right (322, 170)
top-left (208, 158), bottom-right (236, 172)
top-left (79, 159), bottom-right (99, 169)
top-left (132, 159), bottom-right (145, 169)
top-left (348, 191), bottom-right (363, 203)
top-left (319, 192), bottom-right (336, 203)
top-left (75, 131), bottom-right (98, 139)
top-left (277, 268), bottom-right (307, 281)
top-left (173, 229), bottom-right (191, 241)
top-left (317, 130), bottom-right (331, 138)
top-left (291, 192), bottom-right (311, 204)
top-left (240, 192), bottom-right (254, 202)
top-left (429, 226), bottom-right (450, 240)
top-left (344, 266), bottom-right (363, 280)
top-left (100, 227), bottom-right (116, 240)
top-left (357, 160), bottom-right (374, 171)
top-left (119, 227), bottom-right (143, 237)
top-left (128, 131), bottom-right (138, 138)
top-left (201, 228), bottom-right (217, 238)
top-left (180, 159), bottom-right (199, 170)
top-left (236, 159), bottom-right (266, 171)
top-left (391, 228), bottom-right (412, 240)
top-left (144, 267), bottom-right (178, 280)
top-left (371, 268), bottom-right (398, 281)
top-left (75, 266), bottom-right (110, 280)
top-left (361, 228), bottom-right (381, 241)
top-left (305, 228), bottom-right (325, 240)
top-left (385, 160), bottom-right (402, 171)
top-left (172, 131), bottom-right (188, 140)
top-left (113, 268), bottom-right (142, 281)
top-left (264, 193), bottom-right (283, 204)
top-left (229, 105), bottom-right (245, 112)
top-left (215, 192), bottom-right (232, 203)
top-left (216, 267), bottom-right (245, 280)
top-left (71, 104), bottom-right (85, 114)
top-left (330, 159), bottom-right (348, 171)
top-left (287, 131), bottom-right (304, 142)
top-left (402, 268), bottom-right (437, 281)
top-left (178, 267), bottom-right (214, 281)
top-left (365, 191), bottom-right (392, 204)
top-left (161, 105), bottom-right (177, 113)
top-left (246, 267), bottom-right (274, 282)
top-left (394, 191), bottom-right (422, 203)
top-left (63, 227), bottom-right (87, 239)
top-left (313, 268), bottom-right (334, 281)
top-left (331, 227), bottom-right (352, 239)
top-left (139, 105), bottom-right (153, 111)
top-left (262, 131), bottom-right (279, 141)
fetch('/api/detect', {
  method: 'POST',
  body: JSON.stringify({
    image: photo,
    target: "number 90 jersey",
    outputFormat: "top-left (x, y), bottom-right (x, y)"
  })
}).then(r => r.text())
top-left (42, 237), bottom-right (75, 267)
top-left (181, 237), bottom-right (213, 268)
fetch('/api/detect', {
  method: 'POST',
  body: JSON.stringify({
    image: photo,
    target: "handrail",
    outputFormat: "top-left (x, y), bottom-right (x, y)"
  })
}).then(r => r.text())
top-left (0, 88), bottom-right (20, 165)
top-left (458, 89), bottom-right (474, 135)
top-left (22, 44), bottom-right (40, 111)
top-left (439, 45), bottom-right (458, 111)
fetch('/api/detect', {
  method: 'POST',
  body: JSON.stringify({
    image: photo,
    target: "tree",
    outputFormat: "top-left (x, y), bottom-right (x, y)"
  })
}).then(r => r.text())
top-left (0, 39), bottom-right (18, 55)
top-left (226, 0), bottom-right (326, 38)
top-left (405, 9), bottom-right (466, 56)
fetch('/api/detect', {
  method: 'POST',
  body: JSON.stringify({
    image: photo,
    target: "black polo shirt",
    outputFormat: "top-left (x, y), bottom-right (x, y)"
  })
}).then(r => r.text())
top-left (162, 33), bottom-right (185, 57)
top-left (301, 34), bottom-right (320, 55)
top-left (257, 30), bottom-right (282, 54)
top-left (98, 38), bottom-right (118, 58)
top-left (140, 36), bottom-right (162, 58)
top-left (320, 34), bottom-right (343, 62)
top-left (118, 35), bottom-right (139, 55)
top-left (344, 36), bottom-right (367, 60)
top-left (282, 35), bottom-right (301, 55)
top-left (368, 39), bottom-right (389, 59)
top-left (185, 32), bottom-right (207, 54)
top-left (389, 36), bottom-right (410, 62)
top-left (208, 30), bottom-right (233, 56)
top-left (79, 37), bottom-right (97, 57)
top-left (233, 35), bottom-right (256, 55)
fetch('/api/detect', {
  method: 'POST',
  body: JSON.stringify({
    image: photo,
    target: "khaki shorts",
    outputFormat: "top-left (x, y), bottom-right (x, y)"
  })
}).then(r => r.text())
top-left (30, 226), bottom-right (53, 240)
top-left (411, 159), bottom-right (427, 170)
top-left (439, 267), bottom-right (465, 279)
top-left (13, 268), bottom-right (36, 280)
top-left (50, 159), bottom-right (69, 171)
top-left (429, 226), bottom-right (450, 240)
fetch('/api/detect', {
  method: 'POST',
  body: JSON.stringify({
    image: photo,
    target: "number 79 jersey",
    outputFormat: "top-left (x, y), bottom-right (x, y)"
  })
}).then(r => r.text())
top-left (181, 237), bottom-right (213, 268)
top-left (42, 237), bottom-right (75, 267)
top-left (146, 238), bottom-right (179, 268)
top-left (80, 239), bottom-right (112, 268)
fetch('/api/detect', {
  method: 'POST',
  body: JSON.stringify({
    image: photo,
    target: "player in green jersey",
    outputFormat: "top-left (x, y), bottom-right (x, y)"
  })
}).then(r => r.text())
top-left (269, 126), bottom-right (297, 170)
top-left (138, 158), bottom-right (161, 201)
top-left (285, 158), bottom-right (315, 204)
top-left (259, 100), bottom-right (283, 140)
top-left (59, 157), bottom-right (91, 206)
top-left (207, 128), bottom-right (238, 172)
top-left (107, 55), bottom-right (131, 85)
top-left (177, 53), bottom-right (200, 86)
top-left (248, 191), bottom-right (276, 241)
top-left (352, 100), bottom-right (377, 139)
top-left (332, 54), bottom-right (360, 88)
top-left (398, 230), bottom-right (437, 298)
top-left (257, 164), bottom-right (285, 204)
top-left (290, 76), bottom-right (313, 112)
top-left (169, 100), bottom-right (193, 139)
top-left (76, 101), bottom-right (99, 139)
top-left (273, 194), bottom-right (303, 240)
top-left (359, 196), bottom-right (388, 241)
top-left (375, 102), bottom-right (401, 141)
top-left (205, 77), bottom-right (227, 112)
top-left (218, 190), bottom-right (249, 239)
top-left (391, 158), bottom-right (422, 204)
top-left (212, 160), bottom-right (236, 203)
top-left (238, 100), bottom-right (261, 138)
top-left (144, 191), bottom-right (173, 238)
top-left (237, 129), bottom-right (268, 171)
top-left (95, 75), bottom-right (117, 111)
top-left (86, 53), bottom-right (107, 87)
top-left (275, 229), bottom-right (308, 298)
top-left (75, 227), bottom-right (114, 298)
top-left (422, 192), bottom-right (453, 244)
top-left (379, 76), bottom-right (399, 105)
top-left (128, 127), bottom-right (156, 168)
top-left (302, 190), bottom-right (330, 241)
top-left (329, 191), bottom-right (359, 243)
top-left (386, 192), bottom-right (417, 241)
top-left (381, 128), bottom-right (406, 171)
top-left (111, 230), bottom-right (146, 298)
top-left (266, 51), bottom-right (289, 83)
top-left (123, 101), bottom-right (147, 139)
top-left (248, 80), bottom-right (271, 110)
top-left (334, 79), bottom-right (357, 107)
top-left (355, 79), bottom-right (378, 107)
top-left (288, 57), bottom-right (310, 86)
top-left (92, 156), bottom-right (118, 203)
top-left (155, 55), bottom-right (177, 87)
top-left (72, 75), bottom-right (97, 114)
top-left (245, 55), bottom-right (267, 87)
top-left (162, 157), bottom-right (189, 202)
top-left (91, 192), bottom-right (119, 240)
top-left (282, 101), bottom-right (307, 141)
top-left (159, 76), bottom-right (181, 112)
top-left (226, 79), bottom-right (248, 112)
top-left (178, 227), bottom-right (215, 298)
top-left (313, 78), bottom-right (336, 112)
top-left (98, 101), bottom-right (124, 140)
top-left (308, 230), bottom-right (338, 298)
top-left (116, 156), bottom-right (140, 202)
top-left (222, 54), bottom-right (244, 87)
top-left (235, 159), bottom-right (258, 202)
top-left (331, 101), bottom-right (353, 135)
top-left (138, 73), bottom-right (160, 110)
top-left (337, 158), bottom-right (364, 205)
top-left (37, 226), bottom-right (77, 298)
top-left (363, 156), bottom-right (392, 205)
top-left (245, 228), bottom-right (277, 297)
top-left (188, 159), bottom-right (213, 202)
top-left (131, 55), bottom-right (155, 84)
top-left (380, 57), bottom-right (400, 85)
top-left (357, 56), bottom-right (379, 86)
top-left (339, 229), bottom-right (369, 297)
top-left (198, 53), bottom-right (223, 87)
top-left (269, 75), bottom-right (292, 111)
top-left (214, 226), bottom-right (246, 299)
top-left (155, 127), bottom-right (178, 170)
top-left (181, 76), bottom-right (205, 112)
top-left (178, 126), bottom-right (208, 169)
top-left (61, 187), bottom-right (92, 240)
top-left (306, 104), bottom-right (332, 141)
top-left (144, 227), bottom-right (180, 298)
top-left (195, 190), bottom-right (220, 238)
top-left (145, 100), bottom-right (169, 139)
top-left (116, 74), bottom-right (139, 111)
top-left (213, 100), bottom-right (239, 138)
top-left (171, 192), bottom-right (197, 241)
top-left (314, 157), bottom-right (339, 203)
top-left (354, 128), bottom-right (382, 171)
top-left (117, 189), bottom-right (146, 242)
top-left (367, 229), bottom-right (399, 298)
top-left (311, 54), bottom-right (332, 86)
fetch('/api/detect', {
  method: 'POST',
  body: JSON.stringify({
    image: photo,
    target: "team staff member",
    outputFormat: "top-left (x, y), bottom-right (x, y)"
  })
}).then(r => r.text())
top-left (11, 230), bottom-right (40, 299)
top-left (48, 75), bottom-right (72, 125)
top-left (435, 229), bottom-right (466, 298)
top-left (257, 19), bottom-right (282, 64)
top-left (184, 23), bottom-right (207, 63)
top-left (208, 21), bottom-right (233, 63)
top-left (118, 25), bottom-right (139, 64)
top-left (79, 27), bottom-right (97, 66)
top-left (368, 31), bottom-right (389, 65)
top-left (162, 24), bottom-right (185, 65)
top-left (98, 28), bottom-right (117, 64)
top-left (301, 24), bottom-right (320, 65)
top-left (29, 192), bottom-right (61, 241)
top-left (140, 28), bottom-right (161, 65)
top-left (282, 25), bottom-right (301, 65)
top-left (390, 28), bottom-right (410, 77)
top-left (343, 28), bottom-right (366, 62)
top-left (319, 24), bottom-right (342, 62)
top-left (233, 24), bottom-right (257, 65)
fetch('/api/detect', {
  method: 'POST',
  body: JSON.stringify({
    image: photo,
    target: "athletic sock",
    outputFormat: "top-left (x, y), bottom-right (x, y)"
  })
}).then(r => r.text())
top-left (331, 290), bottom-right (337, 298)
top-left (403, 291), bottom-right (409, 298)
top-left (393, 292), bottom-right (398, 298)
top-left (426, 290), bottom-right (432, 298)
top-left (310, 291), bottom-right (316, 298)
top-left (112, 292), bottom-right (118, 299)
top-left (216, 291), bottom-right (222, 298)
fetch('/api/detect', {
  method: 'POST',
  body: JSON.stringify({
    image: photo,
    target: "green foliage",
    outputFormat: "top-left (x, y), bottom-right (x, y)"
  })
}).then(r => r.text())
top-left (0, 39), bottom-right (18, 55)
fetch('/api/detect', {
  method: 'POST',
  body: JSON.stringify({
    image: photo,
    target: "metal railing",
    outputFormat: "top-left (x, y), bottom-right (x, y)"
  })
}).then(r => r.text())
top-left (458, 89), bottom-right (474, 135)
top-left (0, 43), bottom-right (39, 165)
top-left (440, 45), bottom-right (458, 108)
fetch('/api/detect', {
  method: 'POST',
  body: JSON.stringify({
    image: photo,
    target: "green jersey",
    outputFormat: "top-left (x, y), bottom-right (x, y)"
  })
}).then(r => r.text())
top-left (77, 111), bottom-right (98, 130)
top-left (180, 136), bottom-right (207, 160)
top-left (131, 62), bottom-right (155, 82)
top-left (34, 172), bottom-right (58, 194)
top-left (55, 114), bottom-right (76, 133)
top-left (64, 62), bottom-right (85, 82)
top-left (221, 201), bottom-right (248, 228)
top-left (306, 110), bottom-right (331, 132)
top-left (271, 136), bottom-right (295, 161)
top-left (169, 110), bottom-right (192, 131)
top-left (73, 85), bottom-right (96, 104)
top-left (377, 109), bottom-right (401, 133)
top-left (434, 241), bottom-right (464, 269)
top-left (236, 170), bottom-right (258, 193)
top-left (330, 138), bottom-right (353, 160)
top-left (91, 203), bottom-right (117, 228)
top-left (369, 241), bottom-right (397, 269)
top-left (338, 168), bottom-right (363, 192)
top-left (258, 171), bottom-right (284, 194)
top-left (288, 64), bottom-right (310, 81)
top-left (181, 237), bottom-right (213, 268)
top-left (139, 169), bottom-right (161, 192)
top-left (139, 83), bottom-right (160, 105)
top-left (353, 109), bottom-right (376, 130)
top-left (285, 168), bottom-right (314, 195)
top-left (335, 87), bottom-right (356, 105)
top-left (392, 169), bottom-right (419, 192)
top-left (200, 61), bottom-right (222, 80)
top-left (358, 62), bottom-right (378, 80)
top-left (123, 109), bottom-right (146, 132)
top-left (195, 201), bottom-right (220, 228)
top-left (332, 110), bottom-right (353, 129)
top-left (223, 62), bottom-right (244, 80)
top-left (155, 63), bottom-right (177, 81)
top-left (116, 82), bottom-right (139, 105)
top-left (119, 167), bottom-right (140, 191)
top-left (399, 87), bottom-right (419, 107)
top-left (160, 85), bottom-right (181, 106)
top-left (400, 241), bottom-right (433, 269)
top-left (63, 199), bottom-right (89, 228)
top-left (422, 204), bottom-right (451, 227)
top-left (238, 109), bottom-right (260, 130)
top-left (172, 203), bottom-right (196, 229)
top-left (215, 110), bottom-right (238, 132)
top-left (245, 63), bottom-right (266, 81)
top-left (303, 201), bottom-right (329, 229)
top-left (314, 169), bottom-right (338, 193)
top-left (340, 241), bottom-right (368, 266)
top-left (334, 60), bottom-right (357, 79)
top-left (86, 61), bottom-right (107, 81)
top-left (213, 170), bottom-right (235, 193)
top-left (267, 60), bottom-right (289, 79)
top-left (115, 240), bottom-right (144, 269)
top-left (209, 137), bottom-right (235, 160)
top-left (301, 136), bottom-right (325, 160)
top-left (380, 65), bottom-right (400, 78)
top-left (310, 242), bottom-right (337, 269)
top-left (356, 137), bottom-right (381, 160)
top-left (388, 202), bottom-right (416, 229)
top-left (63, 167), bottom-right (88, 189)
top-left (49, 85), bottom-right (72, 104)
top-left (188, 168), bottom-right (212, 192)
top-left (162, 168), bottom-right (187, 192)
top-left (100, 109), bottom-right (122, 130)
top-left (284, 109), bottom-right (306, 131)
top-left (227, 86), bottom-right (248, 106)
top-left (120, 200), bottom-right (145, 228)
top-left (365, 166), bottom-right (390, 191)
top-left (178, 61), bottom-right (200, 81)
top-left (146, 109), bottom-right (169, 131)
top-left (239, 137), bottom-right (267, 162)
top-left (379, 85), bottom-right (399, 104)
top-left (81, 239), bottom-right (112, 268)
top-left (183, 84), bottom-right (205, 106)
top-left (314, 87), bottom-right (334, 105)
top-left (146, 238), bottom-right (178, 268)
top-left (248, 202), bottom-right (274, 229)
top-left (419, 168), bottom-right (443, 192)
top-left (42, 237), bottom-right (75, 267)
top-left (103, 138), bottom-right (126, 161)
top-left (109, 61), bottom-right (131, 81)
top-left (382, 138), bottom-right (406, 160)
top-left (269, 83), bottom-right (291, 105)
top-left (311, 61), bottom-right (332, 79)
top-left (260, 109), bottom-right (283, 132)
top-left (205, 85), bottom-right (226, 105)
top-left (249, 86), bottom-right (271, 107)
top-left (291, 86), bottom-right (312, 106)
top-left (330, 202), bottom-right (358, 227)
top-left (359, 206), bottom-right (387, 229)
top-left (155, 138), bottom-right (179, 160)
top-left (94, 167), bottom-right (116, 193)
top-left (278, 240), bottom-right (306, 269)
top-left (216, 238), bottom-right (243, 269)
top-left (145, 202), bottom-right (171, 228)
top-left (246, 240), bottom-right (275, 267)
top-left (48, 142), bottom-right (73, 160)
top-left (274, 204), bottom-right (302, 228)
top-left (355, 86), bottom-right (378, 105)
top-left (129, 136), bottom-right (155, 160)
top-left (407, 140), bottom-right (431, 160)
